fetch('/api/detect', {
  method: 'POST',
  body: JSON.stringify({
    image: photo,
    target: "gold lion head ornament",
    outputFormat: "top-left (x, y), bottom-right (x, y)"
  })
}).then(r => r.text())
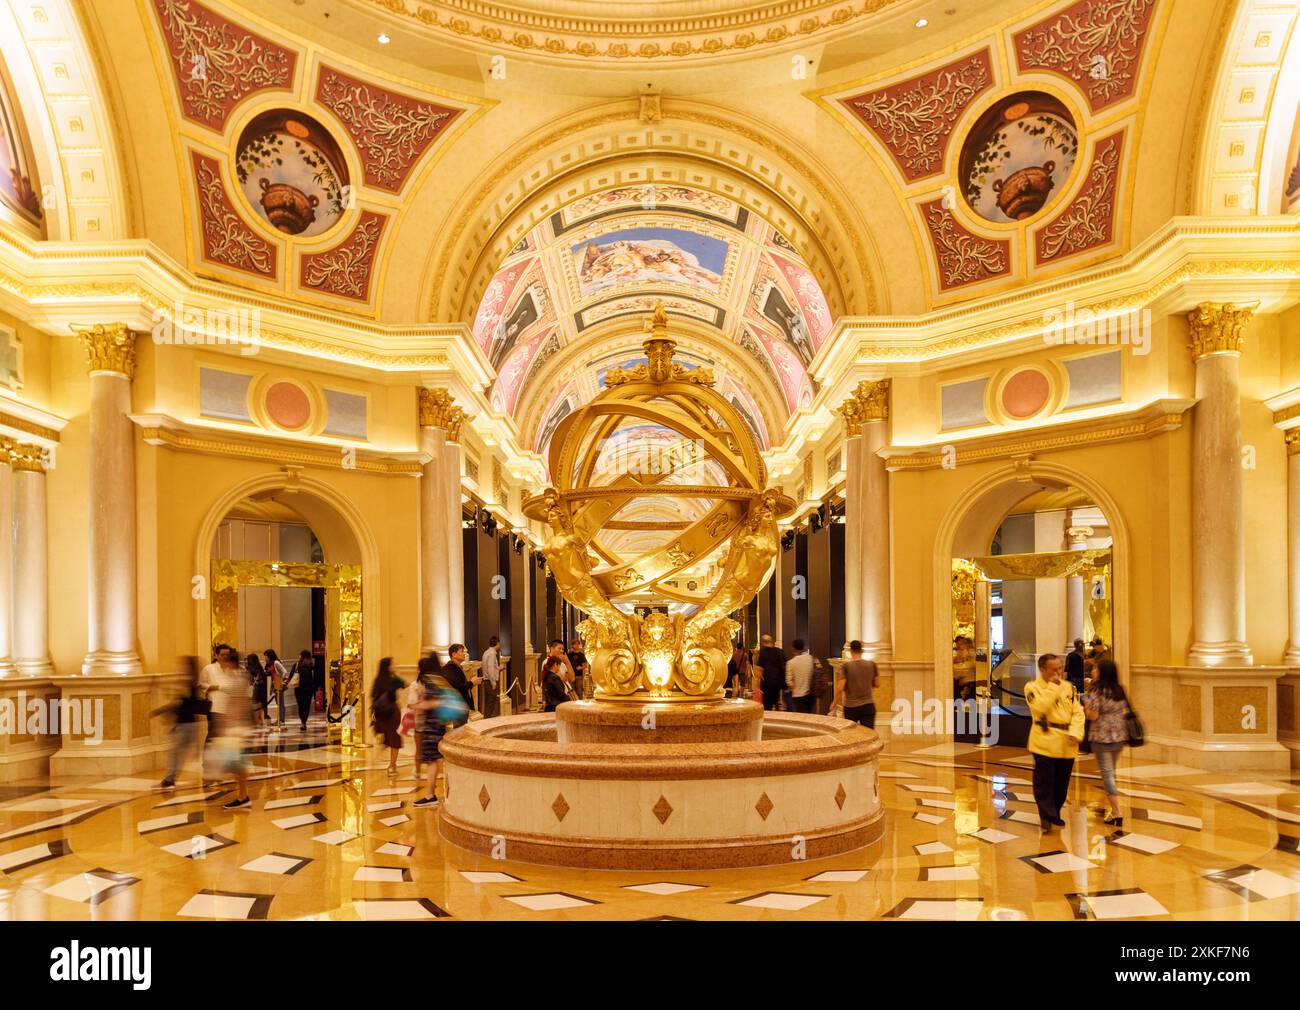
top-left (523, 304), bottom-right (794, 702)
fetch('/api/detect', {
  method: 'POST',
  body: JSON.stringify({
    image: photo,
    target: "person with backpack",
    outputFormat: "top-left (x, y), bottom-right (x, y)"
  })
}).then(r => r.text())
top-left (414, 653), bottom-right (470, 808)
top-left (1084, 658), bottom-right (1131, 826)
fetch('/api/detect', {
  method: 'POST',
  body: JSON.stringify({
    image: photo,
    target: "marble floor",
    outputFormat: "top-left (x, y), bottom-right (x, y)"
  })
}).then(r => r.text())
top-left (2, 728), bottom-right (1299, 920)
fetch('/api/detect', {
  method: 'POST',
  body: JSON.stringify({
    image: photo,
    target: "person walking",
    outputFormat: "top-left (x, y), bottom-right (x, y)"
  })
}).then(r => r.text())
top-left (293, 650), bottom-right (316, 731)
top-left (210, 648), bottom-right (253, 809)
top-left (785, 639), bottom-right (817, 713)
top-left (755, 634), bottom-right (787, 711)
top-left (156, 657), bottom-right (206, 789)
top-left (371, 657), bottom-right (404, 776)
top-left (831, 640), bottom-right (879, 728)
top-left (265, 649), bottom-right (289, 730)
top-left (1084, 658), bottom-right (1130, 826)
top-left (726, 644), bottom-right (751, 700)
top-left (414, 652), bottom-right (472, 808)
top-left (1025, 652), bottom-right (1085, 831)
top-left (247, 651), bottom-right (267, 728)
top-left (479, 636), bottom-right (501, 719)
top-left (1064, 638), bottom-right (1086, 696)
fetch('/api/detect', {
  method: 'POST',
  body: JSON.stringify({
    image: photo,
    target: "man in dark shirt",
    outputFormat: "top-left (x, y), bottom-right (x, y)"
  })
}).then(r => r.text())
top-left (755, 634), bottom-right (788, 711)
top-left (1064, 639), bottom-right (1086, 695)
top-left (441, 643), bottom-right (480, 711)
top-left (566, 638), bottom-right (590, 699)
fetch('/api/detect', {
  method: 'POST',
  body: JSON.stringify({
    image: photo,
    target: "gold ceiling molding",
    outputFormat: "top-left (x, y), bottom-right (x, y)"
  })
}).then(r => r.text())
top-left (137, 420), bottom-right (423, 475)
top-left (0, 412), bottom-right (61, 445)
top-left (429, 102), bottom-right (875, 322)
top-left (838, 379), bottom-right (889, 436)
top-left (1187, 301), bottom-right (1255, 360)
top-left (357, 0), bottom-right (908, 63)
top-left (880, 399), bottom-right (1194, 472)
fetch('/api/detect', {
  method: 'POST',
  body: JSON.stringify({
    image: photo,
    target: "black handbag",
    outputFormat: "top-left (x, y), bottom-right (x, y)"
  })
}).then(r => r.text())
top-left (1126, 708), bottom-right (1146, 748)
top-left (1079, 717), bottom-right (1093, 753)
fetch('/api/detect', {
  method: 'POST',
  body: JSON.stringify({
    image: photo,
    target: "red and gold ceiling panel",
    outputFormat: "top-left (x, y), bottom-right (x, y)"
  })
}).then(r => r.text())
top-left (1035, 129), bottom-right (1127, 265)
top-left (314, 66), bottom-right (464, 193)
top-left (918, 198), bottom-right (1011, 292)
top-left (151, 0), bottom-right (298, 131)
top-left (837, 49), bottom-right (995, 184)
top-left (1012, 0), bottom-right (1160, 114)
top-left (190, 150), bottom-right (277, 279)
top-left (299, 210), bottom-right (390, 302)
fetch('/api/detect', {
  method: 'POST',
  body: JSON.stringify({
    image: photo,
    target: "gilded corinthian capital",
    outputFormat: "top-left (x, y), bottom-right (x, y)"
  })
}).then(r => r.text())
top-left (72, 322), bottom-right (138, 378)
top-left (417, 387), bottom-right (466, 442)
top-left (838, 379), bottom-right (890, 436)
top-left (8, 442), bottom-right (45, 473)
top-left (1187, 302), bottom-right (1255, 360)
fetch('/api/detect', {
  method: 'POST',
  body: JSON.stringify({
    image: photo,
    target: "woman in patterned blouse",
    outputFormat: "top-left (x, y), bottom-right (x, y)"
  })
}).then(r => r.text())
top-left (1083, 658), bottom-right (1130, 826)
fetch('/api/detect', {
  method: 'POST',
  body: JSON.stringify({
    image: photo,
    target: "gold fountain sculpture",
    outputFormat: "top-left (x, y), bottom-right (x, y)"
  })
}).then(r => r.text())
top-left (523, 304), bottom-right (795, 701)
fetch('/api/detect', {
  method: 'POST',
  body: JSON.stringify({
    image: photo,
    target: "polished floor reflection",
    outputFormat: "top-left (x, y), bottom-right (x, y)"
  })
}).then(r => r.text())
top-left (2, 729), bottom-right (1299, 920)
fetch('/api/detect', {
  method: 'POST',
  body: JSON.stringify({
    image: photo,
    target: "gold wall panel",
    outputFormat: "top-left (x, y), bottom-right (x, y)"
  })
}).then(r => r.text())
top-left (68, 695), bottom-right (121, 742)
top-left (131, 691), bottom-right (152, 740)
top-left (1279, 682), bottom-right (1296, 734)
top-left (1212, 686), bottom-right (1268, 735)
top-left (1179, 685), bottom-right (1202, 733)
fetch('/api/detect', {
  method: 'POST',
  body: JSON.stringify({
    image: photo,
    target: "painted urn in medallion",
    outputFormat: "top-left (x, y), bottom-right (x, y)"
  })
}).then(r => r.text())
top-left (993, 161), bottom-right (1056, 220)
top-left (258, 177), bottom-right (319, 234)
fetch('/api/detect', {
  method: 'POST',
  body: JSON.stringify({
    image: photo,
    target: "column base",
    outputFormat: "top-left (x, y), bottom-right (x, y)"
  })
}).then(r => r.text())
top-left (1188, 641), bottom-right (1254, 667)
top-left (81, 650), bottom-right (143, 676)
top-left (46, 672), bottom-right (165, 779)
top-left (1283, 644), bottom-right (1300, 667)
top-left (14, 658), bottom-right (54, 677)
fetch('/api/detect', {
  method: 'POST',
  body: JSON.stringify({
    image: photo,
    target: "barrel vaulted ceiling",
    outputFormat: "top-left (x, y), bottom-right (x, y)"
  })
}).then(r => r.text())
top-left (2, 0), bottom-right (1292, 462)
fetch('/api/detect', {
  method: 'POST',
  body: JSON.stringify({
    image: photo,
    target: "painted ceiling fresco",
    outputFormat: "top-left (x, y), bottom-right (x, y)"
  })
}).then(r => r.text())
top-left (474, 185), bottom-right (834, 461)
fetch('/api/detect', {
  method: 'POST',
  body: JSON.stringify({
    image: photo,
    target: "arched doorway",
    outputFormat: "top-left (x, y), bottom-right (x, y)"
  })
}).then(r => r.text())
top-left (933, 462), bottom-right (1130, 745)
top-left (194, 471), bottom-right (381, 740)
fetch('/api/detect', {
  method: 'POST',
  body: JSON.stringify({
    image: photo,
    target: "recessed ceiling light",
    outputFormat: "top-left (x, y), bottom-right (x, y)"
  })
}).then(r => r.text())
top-left (377, 33), bottom-right (391, 44)
top-left (916, 18), bottom-right (929, 27)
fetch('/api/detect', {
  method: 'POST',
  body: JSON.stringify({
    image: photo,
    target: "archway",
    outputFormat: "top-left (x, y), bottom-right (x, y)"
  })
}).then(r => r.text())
top-left (931, 461), bottom-right (1131, 741)
top-left (194, 471), bottom-right (382, 737)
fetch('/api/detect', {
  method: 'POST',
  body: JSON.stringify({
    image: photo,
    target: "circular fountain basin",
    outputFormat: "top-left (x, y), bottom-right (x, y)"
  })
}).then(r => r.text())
top-left (438, 703), bottom-right (883, 870)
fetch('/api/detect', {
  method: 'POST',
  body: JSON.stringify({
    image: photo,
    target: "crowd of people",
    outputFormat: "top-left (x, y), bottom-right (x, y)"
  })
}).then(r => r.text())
top-left (154, 643), bottom-right (321, 803)
top-left (154, 629), bottom-right (1138, 829)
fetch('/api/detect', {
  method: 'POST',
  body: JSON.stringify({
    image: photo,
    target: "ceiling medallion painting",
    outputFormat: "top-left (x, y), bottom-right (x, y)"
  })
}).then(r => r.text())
top-left (191, 151), bottom-right (276, 277)
top-left (151, 0), bottom-right (297, 130)
top-left (839, 50), bottom-right (995, 183)
top-left (573, 227), bottom-right (728, 297)
top-left (0, 66), bottom-right (42, 230)
top-left (235, 111), bottom-right (350, 238)
top-left (315, 66), bottom-right (461, 193)
top-left (960, 92), bottom-right (1079, 224)
top-left (1013, 0), bottom-right (1160, 113)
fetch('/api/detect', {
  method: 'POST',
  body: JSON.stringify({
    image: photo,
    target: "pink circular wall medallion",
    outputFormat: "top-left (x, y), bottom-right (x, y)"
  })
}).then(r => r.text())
top-left (266, 381), bottom-right (311, 430)
top-left (1001, 369), bottom-right (1050, 419)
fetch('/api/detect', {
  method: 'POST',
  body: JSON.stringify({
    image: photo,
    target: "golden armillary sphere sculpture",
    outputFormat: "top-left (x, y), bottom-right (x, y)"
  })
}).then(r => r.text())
top-left (523, 304), bottom-right (795, 701)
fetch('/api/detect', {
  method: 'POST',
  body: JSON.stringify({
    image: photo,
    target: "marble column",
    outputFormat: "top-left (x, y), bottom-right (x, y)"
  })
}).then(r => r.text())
top-left (1065, 525), bottom-right (1093, 646)
top-left (1285, 430), bottom-right (1300, 665)
top-left (1187, 303), bottom-right (1253, 667)
top-left (76, 323), bottom-right (142, 676)
top-left (11, 443), bottom-right (52, 676)
top-left (417, 388), bottom-right (467, 659)
top-left (838, 380), bottom-right (892, 661)
top-left (0, 440), bottom-right (14, 678)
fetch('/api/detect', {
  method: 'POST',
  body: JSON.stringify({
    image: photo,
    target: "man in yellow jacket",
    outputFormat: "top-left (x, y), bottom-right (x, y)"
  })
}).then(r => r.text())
top-left (1024, 652), bottom-right (1085, 830)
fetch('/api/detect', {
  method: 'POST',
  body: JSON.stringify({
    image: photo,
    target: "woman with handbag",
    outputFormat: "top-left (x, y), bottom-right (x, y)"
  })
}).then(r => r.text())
top-left (371, 657), bottom-right (404, 776)
top-left (264, 649), bottom-right (289, 730)
top-left (1083, 658), bottom-right (1131, 826)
